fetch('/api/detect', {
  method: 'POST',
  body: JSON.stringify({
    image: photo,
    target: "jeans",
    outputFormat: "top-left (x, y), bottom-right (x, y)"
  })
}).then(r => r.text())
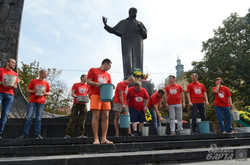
top-left (23, 102), bottom-right (45, 136)
top-left (192, 103), bottom-right (206, 132)
top-left (0, 92), bottom-right (14, 135)
top-left (149, 107), bottom-right (161, 135)
top-left (65, 103), bottom-right (87, 136)
top-left (169, 104), bottom-right (183, 133)
top-left (214, 105), bottom-right (233, 133)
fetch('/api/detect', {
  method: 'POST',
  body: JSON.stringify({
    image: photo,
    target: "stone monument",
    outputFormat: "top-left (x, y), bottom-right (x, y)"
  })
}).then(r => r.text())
top-left (102, 7), bottom-right (147, 79)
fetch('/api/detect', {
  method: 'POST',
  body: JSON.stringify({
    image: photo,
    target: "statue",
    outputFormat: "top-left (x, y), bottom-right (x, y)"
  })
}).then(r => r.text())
top-left (102, 7), bottom-right (147, 79)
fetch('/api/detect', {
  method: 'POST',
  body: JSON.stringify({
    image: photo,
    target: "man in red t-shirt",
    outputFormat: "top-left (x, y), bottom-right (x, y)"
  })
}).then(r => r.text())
top-left (87, 59), bottom-right (113, 144)
top-left (187, 73), bottom-right (209, 133)
top-left (113, 76), bottom-right (135, 137)
top-left (0, 58), bottom-right (18, 139)
top-left (213, 77), bottom-right (235, 134)
top-left (165, 75), bottom-right (185, 135)
top-left (65, 74), bottom-right (89, 139)
top-left (148, 89), bottom-right (165, 135)
top-left (127, 81), bottom-right (149, 136)
top-left (20, 69), bottom-right (50, 139)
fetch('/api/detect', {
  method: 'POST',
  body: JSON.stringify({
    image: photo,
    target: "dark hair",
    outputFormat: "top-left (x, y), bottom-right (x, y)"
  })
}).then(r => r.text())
top-left (158, 89), bottom-right (165, 95)
top-left (101, 58), bottom-right (112, 65)
top-left (80, 74), bottom-right (87, 80)
top-left (39, 69), bottom-right (47, 74)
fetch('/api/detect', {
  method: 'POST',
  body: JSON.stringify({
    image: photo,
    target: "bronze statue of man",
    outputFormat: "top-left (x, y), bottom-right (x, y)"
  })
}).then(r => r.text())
top-left (102, 7), bottom-right (147, 79)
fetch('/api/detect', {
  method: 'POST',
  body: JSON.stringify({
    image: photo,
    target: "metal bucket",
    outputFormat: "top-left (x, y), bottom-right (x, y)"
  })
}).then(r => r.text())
top-left (231, 111), bottom-right (240, 121)
top-left (4, 75), bottom-right (17, 86)
top-left (76, 95), bottom-right (89, 103)
top-left (142, 126), bottom-right (149, 136)
top-left (157, 126), bottom-right (166, 136)
top-left (35, 85), bottom-right (45, 96)
top-left (177, 129), bottom-right (191, 135)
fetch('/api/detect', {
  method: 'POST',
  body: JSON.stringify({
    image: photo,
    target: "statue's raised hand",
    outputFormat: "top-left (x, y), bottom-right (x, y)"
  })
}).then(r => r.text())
top-left (102, 16), bottom-right (107, 25)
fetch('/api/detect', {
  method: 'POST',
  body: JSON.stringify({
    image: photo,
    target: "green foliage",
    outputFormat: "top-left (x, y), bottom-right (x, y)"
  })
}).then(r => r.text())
top-left (187, 12), bottom-right (250, 109)
top-left (18, 61), bottom-right (73, 113)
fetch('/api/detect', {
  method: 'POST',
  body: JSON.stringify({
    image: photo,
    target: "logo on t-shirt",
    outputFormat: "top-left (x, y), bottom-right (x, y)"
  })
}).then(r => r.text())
top-left (135, 96), bottom-right (143, 102)
top-left (169, 87), bottom-right (177, 95)
top-left (194, 86), bottom-right (201, 94)
top-left (218, 90), bottom-right (225, 98)
top-left (97, 74), bottom-right (107, 84)
top-left (79, 87), bottom-right (86, 94)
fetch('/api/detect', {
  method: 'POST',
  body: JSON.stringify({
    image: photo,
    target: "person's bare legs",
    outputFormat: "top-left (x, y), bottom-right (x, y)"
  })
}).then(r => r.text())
top-left (92, 110), bottom-right (100, 143)
top-left (101, 110), bottom-right (111, 143)
top-left (132, 122), bottom-right (137, 132)
top-left (139, 122), bottom-right (144, 132)
top-left (114, 111), bottom-right (120, 136)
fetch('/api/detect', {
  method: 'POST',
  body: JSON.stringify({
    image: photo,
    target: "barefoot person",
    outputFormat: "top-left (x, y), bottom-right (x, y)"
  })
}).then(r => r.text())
top-left (87, 59), bottom-right (113, 144)
top-left (187, 73), bottom-right (209, 134)
top-left (0, 58), bottom-right (18, 139)
top-left (113, 76), bottom-right (135, 137)
top-left (165, 75), bottom-right (186, 135)
top-left (20, 69), bottom-right (50, 139)
top-left (127, 81), bottom-right (149, 136)
top-left (64, 74), bottom-right (89, 139)
top-left (148, 89), bottom-right (165, 135)
top-left (213, 77), bottom-right (235, 134)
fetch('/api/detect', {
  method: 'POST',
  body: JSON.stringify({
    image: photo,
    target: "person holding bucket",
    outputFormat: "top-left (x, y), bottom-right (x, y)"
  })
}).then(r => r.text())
top-left (187, 73), bottom-right (209, 134)
top-left (19, 69), bottom-right (50, 139)
top-left (113, 76), bottom-right (135, 137)
top-left (148, 89), bottom-right (165, 135)
top-left (64, 74), bottom-right (89, 139)
top-left (87, 58), bottom-right (113, 144)
top-left (213, 77), bottom-right (235, 134)
top-left (0, 58), bottom-right (18, 139)
top-left (127, 81), bottom-right (149, 136)
top-left (165, 75), bottom-right (186, 135)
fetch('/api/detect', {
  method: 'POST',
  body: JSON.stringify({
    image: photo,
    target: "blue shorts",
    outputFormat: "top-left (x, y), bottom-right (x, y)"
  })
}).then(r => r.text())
top-left (129, 107), bottom-right (146, 122)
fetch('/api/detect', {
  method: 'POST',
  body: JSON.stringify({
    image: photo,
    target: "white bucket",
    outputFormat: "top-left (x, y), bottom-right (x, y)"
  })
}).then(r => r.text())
top-left (142, 126), bottom-right (149, 136)
top-left (76, 95), bottom-right (89, 103)
top-left (189, 118), bottom-right (201, 123)
top-left (231, 111), bottom-right (240, 121)
top-left (157, 126), bottom-right (166, 136)
top-left (35, 85), bottom-right (45, 96)
top-left (4, 75), bottom-right (17, 86)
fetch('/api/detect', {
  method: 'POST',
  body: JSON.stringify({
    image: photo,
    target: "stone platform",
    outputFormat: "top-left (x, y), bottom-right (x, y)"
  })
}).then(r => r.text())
top-left (0, 133), bottom-right (250, 164)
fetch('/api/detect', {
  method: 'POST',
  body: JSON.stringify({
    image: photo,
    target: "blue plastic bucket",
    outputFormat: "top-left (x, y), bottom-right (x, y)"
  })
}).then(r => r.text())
top-left (119, 115), bottom-right (130, 128)
top-left (100, 84), bottom-right (114, 102)
top-left (198, 121), bottom-right (210, 134)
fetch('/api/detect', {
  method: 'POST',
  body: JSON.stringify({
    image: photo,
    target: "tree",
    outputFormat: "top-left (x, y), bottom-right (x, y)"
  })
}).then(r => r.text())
top-left (18, 61), bottom-right (73, 113)
top-left (187, 11), bottom-right (250, 108)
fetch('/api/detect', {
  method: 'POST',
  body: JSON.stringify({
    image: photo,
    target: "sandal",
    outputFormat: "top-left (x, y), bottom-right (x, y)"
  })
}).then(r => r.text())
top-left (128, 133), bottom-right (134, 136)
top-left (101, 140), bottom-right (113, 144)
top-left (93, 141), bottom-right (100, 144)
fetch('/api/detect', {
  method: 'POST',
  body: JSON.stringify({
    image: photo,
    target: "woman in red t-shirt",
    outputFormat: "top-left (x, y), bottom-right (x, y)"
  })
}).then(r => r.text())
top-left (213, 77), bottom-right (235, 134)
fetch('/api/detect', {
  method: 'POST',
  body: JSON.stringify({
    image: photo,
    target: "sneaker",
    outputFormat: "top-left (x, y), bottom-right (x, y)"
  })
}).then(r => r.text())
top-left (229, 131), bottom-right (236, 134)
top-left (35, 135), bottom-right (43, 139)
top-left (64, 135), bottom-right (71, 139)
top-left (19, 135), bottom-right (28, 139)
top-left (77, 135), bottom-right (87, 138)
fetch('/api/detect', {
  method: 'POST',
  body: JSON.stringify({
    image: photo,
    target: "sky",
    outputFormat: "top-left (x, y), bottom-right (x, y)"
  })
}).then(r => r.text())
top-left (18, 0), bottom-right (249, 91)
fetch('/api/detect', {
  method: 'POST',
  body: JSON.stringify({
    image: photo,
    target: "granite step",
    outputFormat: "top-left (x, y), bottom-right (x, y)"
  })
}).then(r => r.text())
top-left (0, 133), bottom-right (250, 157)
top-left (0, 145), bottom-right (249, 165)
